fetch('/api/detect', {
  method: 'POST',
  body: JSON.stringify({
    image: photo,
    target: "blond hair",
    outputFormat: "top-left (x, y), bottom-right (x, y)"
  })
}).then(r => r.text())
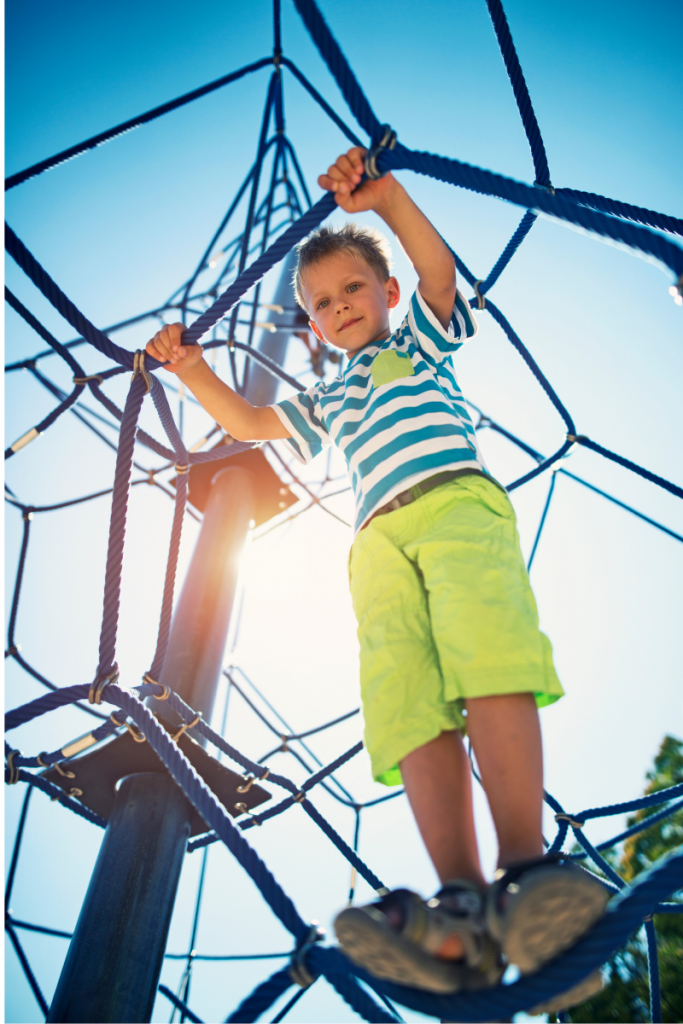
top-left (293, 223), bottom-right (392, 311)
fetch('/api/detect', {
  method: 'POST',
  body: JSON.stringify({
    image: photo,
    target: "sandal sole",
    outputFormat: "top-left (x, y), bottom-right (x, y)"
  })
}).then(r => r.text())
top-left (500, 869), bottom-right (610, 973)
top-left (334, 907), bottom-right (468, 993)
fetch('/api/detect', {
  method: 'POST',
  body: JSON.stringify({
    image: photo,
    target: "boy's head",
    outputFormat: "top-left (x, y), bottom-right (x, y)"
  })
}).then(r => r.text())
top-left (294, 223), bottom-right (400, 354)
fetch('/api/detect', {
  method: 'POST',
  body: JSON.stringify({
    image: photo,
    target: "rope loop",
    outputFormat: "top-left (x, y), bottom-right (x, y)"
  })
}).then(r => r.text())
top-left (555, 812), bottom-right (585, 829)
top-left (171, 713), bottom-right (202, 743)
top-left (132, 349), bottom-right (153, 394)
top-left (364, 124), bottom-right (397, 180)
top-left (72, 373), bottom-right (104, 386)
top-left (5, 749), bottom-right (21, 785)
top-left (289, 924), bottom-right (324, 988)
top-left (473, 280), bottom-right (487, 310)
top-left (88, 664), bottom-right (119, 704)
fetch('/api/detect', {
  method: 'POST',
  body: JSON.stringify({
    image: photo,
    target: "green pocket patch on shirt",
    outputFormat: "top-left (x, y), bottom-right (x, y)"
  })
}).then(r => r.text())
top-left (371, 349), bottom-right (415, 388)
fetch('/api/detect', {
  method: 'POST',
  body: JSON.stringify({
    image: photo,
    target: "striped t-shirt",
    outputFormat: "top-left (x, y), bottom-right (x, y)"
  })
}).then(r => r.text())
top-left (272, 288), bottom-right (496, 534)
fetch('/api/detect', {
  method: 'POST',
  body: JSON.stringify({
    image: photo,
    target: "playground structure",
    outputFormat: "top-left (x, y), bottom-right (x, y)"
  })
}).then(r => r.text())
top-left (5, 0), bottom-right (683, 1021)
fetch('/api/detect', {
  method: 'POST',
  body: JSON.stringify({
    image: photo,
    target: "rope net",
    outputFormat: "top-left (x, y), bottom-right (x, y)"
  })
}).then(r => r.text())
top-left (5, 0), bottom-right (683, 1021)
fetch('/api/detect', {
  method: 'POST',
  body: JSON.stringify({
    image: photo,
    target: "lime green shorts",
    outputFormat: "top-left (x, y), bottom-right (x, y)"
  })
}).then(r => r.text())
top-left (348, 474), bottom-right (564, 786)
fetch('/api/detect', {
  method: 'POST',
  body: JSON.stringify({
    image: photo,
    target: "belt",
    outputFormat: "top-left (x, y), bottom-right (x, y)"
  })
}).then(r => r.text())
top-left (364, 468), bottom-right (496, 527)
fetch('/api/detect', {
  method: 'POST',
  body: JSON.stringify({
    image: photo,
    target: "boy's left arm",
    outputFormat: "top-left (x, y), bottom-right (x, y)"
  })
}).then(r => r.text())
top-left (319, 147), bottom-right (456, 328)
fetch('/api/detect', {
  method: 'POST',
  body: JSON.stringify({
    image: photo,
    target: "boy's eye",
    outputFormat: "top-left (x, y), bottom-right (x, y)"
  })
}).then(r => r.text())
top-left (317, 299), bottom-right (329, 310)
top-left (348, 283), bottom-right (360, 293)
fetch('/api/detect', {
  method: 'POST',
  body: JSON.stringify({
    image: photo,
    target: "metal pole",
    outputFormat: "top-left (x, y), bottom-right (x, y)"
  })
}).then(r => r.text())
top-left (48, 257), bottom-right (295, 1023)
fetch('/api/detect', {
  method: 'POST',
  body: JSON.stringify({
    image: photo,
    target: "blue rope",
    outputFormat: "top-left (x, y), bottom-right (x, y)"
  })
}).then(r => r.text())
top-left (644, 919), bottom-right (662, 1023)
top-left (484, 0), bottom-right (551, 186)
top-left (5, 59), bottom-right (274, 191)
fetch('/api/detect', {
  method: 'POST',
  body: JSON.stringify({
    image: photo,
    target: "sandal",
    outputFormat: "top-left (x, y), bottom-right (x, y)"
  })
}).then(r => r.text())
top-left (487, 855), bottom-right (610, 978)
top-left (334, 882), bottom-right (503, 993)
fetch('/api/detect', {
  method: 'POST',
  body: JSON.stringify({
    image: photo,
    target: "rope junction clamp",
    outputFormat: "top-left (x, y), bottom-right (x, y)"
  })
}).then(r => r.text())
top-left (144, 675), bottom-right (171, 699)
top-left (555, 813), bottom-right (585, 829)
top-left (72, 374), bottom-right (104, 386)
top-left (172, 713), bottom-right (202, 743)
top-left (293, 790), bottom-right (306, 804)
top-left (88, 664), bottom-right (120, 705)
top-left (289, 924), bottom-right (324, 988)
top-left (175, 463), bottom-right (190, 475)
top-left (132, 349), bottom-right (153, 394)
top-left (364, 124), bottom-right (397, 180)
top-left (566, 433), bottom-right (589, 446)
top-left (5, 644), bottom-right (22, 657)
top-left (473, 280), bottom-right (487, 310)
top-left (6, 749), bottom-right (21, 785)
top-left (42, 756), bottom-right (76, 779)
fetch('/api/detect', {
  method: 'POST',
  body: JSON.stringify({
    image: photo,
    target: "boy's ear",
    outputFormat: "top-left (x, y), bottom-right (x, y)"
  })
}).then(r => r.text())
top-left (308, 319), bottom-right (326, 344)
top-left (386, 276), bottom-right (401, 310)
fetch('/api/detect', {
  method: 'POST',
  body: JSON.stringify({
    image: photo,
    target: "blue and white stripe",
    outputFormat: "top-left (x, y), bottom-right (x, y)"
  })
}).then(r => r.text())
top-left (272, 288), bottom-right (497, 534)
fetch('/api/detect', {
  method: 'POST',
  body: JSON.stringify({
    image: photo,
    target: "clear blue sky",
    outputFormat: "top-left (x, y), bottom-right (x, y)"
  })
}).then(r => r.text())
top-left (5, 1), bottom-right (683, 1022)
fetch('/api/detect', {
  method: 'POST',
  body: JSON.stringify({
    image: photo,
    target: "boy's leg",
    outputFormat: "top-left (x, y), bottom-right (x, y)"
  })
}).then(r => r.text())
top-left (465, 692), bottom-right (545, 869)
top-left (400, 730), bottom-right (486, 889)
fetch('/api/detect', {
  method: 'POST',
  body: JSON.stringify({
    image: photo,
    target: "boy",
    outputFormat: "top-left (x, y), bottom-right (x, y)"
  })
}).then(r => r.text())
top-left (147, 147), bottom-right (608, 994)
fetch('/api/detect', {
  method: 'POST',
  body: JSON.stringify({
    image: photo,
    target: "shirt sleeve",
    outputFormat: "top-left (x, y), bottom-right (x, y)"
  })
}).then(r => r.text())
top-left (271, 383), bottom-right (331, 464)
top-left (407, 287), bottom-right (479, 364)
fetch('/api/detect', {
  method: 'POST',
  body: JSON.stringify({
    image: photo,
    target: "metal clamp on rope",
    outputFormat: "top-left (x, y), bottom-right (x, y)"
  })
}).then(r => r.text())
top-left (364, 125), bottom-right (397, 180)
top-left (289, 924), bottom-right (324, 988)
top-left (37, 752), bottom-right (78, 778)
top-left (110, 712), bottom-right (146, 743)
top-left (73, 374), bottom-right (104, 386)
top-left (132, 349), bottom-right (153, 394)
top-left (172, 713), bottom-right (201, 743)
top-left (143, 674), bottom-right (171, 699)
top-left (293, 790), bottom-right (306, 804)
top-left (175, 463), bottom-right (190, 475)
top-left (555, 812), bottom-right (585, 829)
top-left (473, 280), bottom-right (487, 310)
top-left (234, 802), bottom-right (262, 825)
top-left (5, 644), bottom-right (22, 657)
top-left (88, 664), bottom-right (119, 705)
top-left (237, 768), bottom-right (270, 794)
top-left (5, 749), bottom-right (21, 785)
top-left (566, 433), bottom-right (588, 446)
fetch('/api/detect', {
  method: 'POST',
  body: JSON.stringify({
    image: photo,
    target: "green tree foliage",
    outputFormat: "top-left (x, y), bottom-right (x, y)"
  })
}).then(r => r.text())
top-left (567, 735), bottom-right (683, 1023)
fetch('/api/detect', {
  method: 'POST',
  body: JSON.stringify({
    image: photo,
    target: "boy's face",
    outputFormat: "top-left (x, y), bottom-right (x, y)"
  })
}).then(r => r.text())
top-left (301, 251), bottom-right (400, 354)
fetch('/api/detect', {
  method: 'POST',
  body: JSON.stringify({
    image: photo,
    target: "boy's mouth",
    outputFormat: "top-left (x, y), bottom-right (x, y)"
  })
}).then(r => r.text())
top-left (339, 317), bottom-right (361, 332)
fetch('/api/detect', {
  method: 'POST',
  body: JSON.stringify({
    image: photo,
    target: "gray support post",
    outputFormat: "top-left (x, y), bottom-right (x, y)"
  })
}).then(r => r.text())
top-left (47, 257), bottom-right (295, 1023)
top-left (47, 774), bottom-right (191, 1024)
top-left (244, 249), bottom-right (300, 407)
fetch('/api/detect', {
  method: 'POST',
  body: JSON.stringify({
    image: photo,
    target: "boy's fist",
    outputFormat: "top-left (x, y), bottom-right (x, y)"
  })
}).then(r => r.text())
top-left (146, 322), bottom-right (203, 376)
top-left (318, 146), bottom-right (396, 214)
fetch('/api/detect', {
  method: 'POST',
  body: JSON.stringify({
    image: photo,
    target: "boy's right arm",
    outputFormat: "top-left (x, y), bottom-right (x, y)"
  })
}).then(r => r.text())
top-left (146, 323), bottom-right (290, 442)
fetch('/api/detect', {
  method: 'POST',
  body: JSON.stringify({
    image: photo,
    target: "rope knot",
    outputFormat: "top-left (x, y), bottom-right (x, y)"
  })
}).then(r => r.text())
top-left (88, 664), bottom-right (119, 704)
top-left (132, 349), bottom-right (153, 394)
top-left (473, 280), bottom-right (487, 310)
top-left (364, 125), bottom-right (397, 180)
top-left (555, 812), bottom-right (585, 829)
top-left (289, 924), bottom-right (324, 988)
